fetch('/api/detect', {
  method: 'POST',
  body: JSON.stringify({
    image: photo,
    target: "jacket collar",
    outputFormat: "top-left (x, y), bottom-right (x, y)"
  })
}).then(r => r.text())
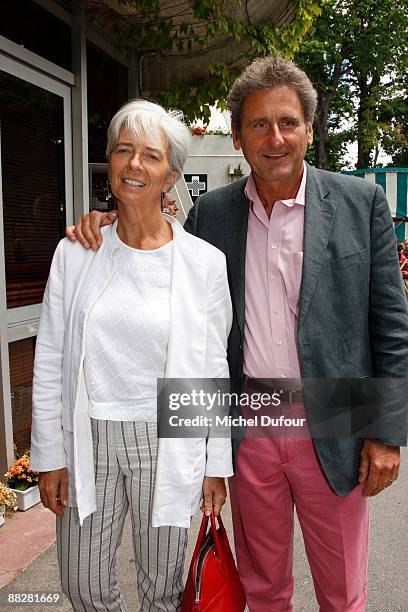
top-left (298, 164), bottom-right (337, 328)
top-left (225, 179), bottom-right (250, 339)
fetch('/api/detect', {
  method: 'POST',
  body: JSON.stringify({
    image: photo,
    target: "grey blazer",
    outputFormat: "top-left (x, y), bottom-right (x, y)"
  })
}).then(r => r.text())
top-left (184, 163), bottom-right (408, 495)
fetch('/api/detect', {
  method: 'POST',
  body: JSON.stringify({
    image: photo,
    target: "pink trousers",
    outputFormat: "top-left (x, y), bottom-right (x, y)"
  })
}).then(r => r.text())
top-left (229, 422), bottom-right (369, 612)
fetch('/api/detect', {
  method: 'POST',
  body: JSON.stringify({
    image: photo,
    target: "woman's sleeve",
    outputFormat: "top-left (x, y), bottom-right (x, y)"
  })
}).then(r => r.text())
top-left (204, 254), bottom-right (234, 477)
top-left (30, 240), bottom-right (67, 471)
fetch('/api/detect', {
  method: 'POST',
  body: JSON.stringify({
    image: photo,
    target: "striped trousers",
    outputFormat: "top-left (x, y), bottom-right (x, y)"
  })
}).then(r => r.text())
top-left (57, 420), bottom-right (188, 612)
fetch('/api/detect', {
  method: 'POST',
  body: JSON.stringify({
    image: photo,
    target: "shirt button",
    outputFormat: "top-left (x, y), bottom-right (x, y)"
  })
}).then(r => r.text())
top-left (271, 244), bottom-right (277, 249)
top-left (281, 373), bottom-right (286, 378)
top-left (276, 339), bottom-right (283, 345)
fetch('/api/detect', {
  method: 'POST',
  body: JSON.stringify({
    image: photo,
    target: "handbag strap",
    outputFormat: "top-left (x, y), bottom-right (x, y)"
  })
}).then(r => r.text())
top-left (191, 513), bottom-right (229, 580)
top-left (209, 513), bottom-right (230, 578)
top-left (191, 513), bottom-right (213, 561)
top-left (209, 513), bottom-right (227, 561)
top-left (194, 513), bottom-right (226, 559)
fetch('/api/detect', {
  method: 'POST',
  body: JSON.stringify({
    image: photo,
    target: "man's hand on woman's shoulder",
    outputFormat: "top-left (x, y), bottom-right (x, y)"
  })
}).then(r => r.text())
top-left (66, 210), bottom-right (118, 250)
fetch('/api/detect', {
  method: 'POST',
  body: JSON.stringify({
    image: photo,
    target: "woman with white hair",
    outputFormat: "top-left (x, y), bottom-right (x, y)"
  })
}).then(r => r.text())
top-left (30, 100), bottom-right (233, 611)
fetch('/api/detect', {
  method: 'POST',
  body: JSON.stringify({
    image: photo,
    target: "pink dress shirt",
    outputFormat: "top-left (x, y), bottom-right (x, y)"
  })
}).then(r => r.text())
top-left (243, 164), bottom-right (307, 379)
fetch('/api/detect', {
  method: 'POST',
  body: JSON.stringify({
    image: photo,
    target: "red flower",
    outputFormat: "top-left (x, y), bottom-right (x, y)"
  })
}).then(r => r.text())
top-left (192, 124), bottom-right (208, 135)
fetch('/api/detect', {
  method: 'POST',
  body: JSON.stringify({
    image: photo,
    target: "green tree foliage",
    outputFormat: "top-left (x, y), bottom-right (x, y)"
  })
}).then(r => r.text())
top-left (378, 81), bottom-right (408, 166)
top-left (112, 0), bottom-right (322, 122)
top-left (295, 0), bottom-right (408, 170)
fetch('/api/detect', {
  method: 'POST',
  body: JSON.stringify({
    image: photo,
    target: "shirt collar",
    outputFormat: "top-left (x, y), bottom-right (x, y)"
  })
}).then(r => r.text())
top-left (108, 215), bottom-right (182, 256)
top-left (245, 161), bottom-right (307, 210)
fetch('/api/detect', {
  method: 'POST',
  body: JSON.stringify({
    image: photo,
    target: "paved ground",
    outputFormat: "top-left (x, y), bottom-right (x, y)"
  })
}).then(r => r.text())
top-left (1, 447), bottom-right (407, 611)
top-left (0, 505), bottom-right (56, 589)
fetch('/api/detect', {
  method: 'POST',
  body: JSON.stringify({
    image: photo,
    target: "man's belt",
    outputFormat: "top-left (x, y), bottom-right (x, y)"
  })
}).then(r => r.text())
top-left (244, 377), bottom-right (304, 404)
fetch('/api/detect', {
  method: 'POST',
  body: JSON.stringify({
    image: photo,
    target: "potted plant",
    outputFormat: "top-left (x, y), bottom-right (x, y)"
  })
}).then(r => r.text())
top-left (4, 451), bottom-right (40, 511)
top-left (0, 482), bottom-right (17, 525)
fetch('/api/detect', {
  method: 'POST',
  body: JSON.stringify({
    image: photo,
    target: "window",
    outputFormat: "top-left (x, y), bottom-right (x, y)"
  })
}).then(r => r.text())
top-left (0, 71), bottom-right (66, 307)
top-left (1, 0), bottom-right (72, 71)
top-left (87, 42), bottom-right (128, 164)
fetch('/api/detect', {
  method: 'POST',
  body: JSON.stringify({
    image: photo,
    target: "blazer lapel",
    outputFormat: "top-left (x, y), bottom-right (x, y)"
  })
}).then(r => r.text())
top-left (164, 220), bottom-right (206, 378)
top-left (225, 181), bottom-right (249, 338)
top-left (298, 166), bottom-right (338, 328)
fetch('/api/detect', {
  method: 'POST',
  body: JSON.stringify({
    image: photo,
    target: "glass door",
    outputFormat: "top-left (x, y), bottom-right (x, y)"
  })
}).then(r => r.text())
top-left (0, 55), bottom-right (72, 469)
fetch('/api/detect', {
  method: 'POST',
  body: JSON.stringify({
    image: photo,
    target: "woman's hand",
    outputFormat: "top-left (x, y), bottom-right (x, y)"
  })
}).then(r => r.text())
top-left (39, 468), bottom-right (69, 517)
top-left (66, 210), bottom-right (118, 250)
top-left (201, 476), bottom-right (227, 517)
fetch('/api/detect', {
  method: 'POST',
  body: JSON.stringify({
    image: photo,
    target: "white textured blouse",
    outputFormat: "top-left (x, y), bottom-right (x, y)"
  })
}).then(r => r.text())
top-left (84, 231), bottom-right (173, 421)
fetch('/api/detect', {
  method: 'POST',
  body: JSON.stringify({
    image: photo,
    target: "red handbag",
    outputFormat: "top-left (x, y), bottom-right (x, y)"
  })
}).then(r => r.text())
top-left (181, 512), bottom-right (246, 612)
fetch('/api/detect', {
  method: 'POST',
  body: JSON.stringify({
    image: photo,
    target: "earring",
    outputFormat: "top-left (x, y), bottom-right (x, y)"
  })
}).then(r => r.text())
top-left (106, 181), bottom-right (113, 202)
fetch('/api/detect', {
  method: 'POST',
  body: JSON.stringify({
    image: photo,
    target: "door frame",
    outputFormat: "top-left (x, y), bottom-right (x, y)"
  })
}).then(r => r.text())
top-left (0, 53), bottom-right (72, 473)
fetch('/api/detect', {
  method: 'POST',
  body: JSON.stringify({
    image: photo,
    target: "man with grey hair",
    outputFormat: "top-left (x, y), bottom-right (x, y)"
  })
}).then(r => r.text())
top-left (68, 55), bottom-right (408, 611)
top-left (161, 191), bottom-right (179, 216)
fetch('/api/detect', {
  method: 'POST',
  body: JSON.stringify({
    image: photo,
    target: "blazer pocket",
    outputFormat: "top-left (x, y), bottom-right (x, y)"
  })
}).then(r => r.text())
top-left (330, 248), bottom-right (367, 270)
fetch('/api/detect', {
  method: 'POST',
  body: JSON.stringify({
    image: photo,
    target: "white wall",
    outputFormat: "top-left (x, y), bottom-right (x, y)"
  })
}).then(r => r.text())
top-left (176, 135), bottom-right (250, 221)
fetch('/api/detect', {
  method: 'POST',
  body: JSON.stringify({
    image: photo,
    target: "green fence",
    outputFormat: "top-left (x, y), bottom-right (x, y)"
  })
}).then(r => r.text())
top-left (342, 168), bottom-right (408, 242)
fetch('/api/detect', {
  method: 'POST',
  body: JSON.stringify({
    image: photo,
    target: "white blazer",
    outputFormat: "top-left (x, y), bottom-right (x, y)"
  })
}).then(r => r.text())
top-left (30, 217), bottom-right (233, 527)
